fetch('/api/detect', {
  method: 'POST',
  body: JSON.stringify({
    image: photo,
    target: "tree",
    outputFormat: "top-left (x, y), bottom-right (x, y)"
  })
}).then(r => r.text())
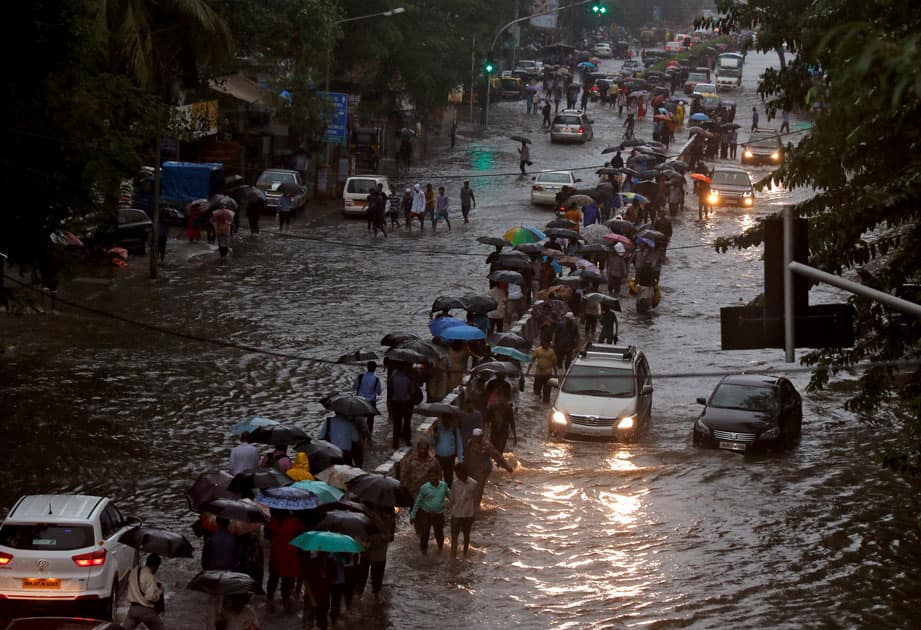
top-left (712, 0), bottom-right (921, 470)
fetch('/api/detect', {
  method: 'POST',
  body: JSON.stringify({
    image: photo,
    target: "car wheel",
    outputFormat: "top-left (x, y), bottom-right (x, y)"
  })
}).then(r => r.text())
top-left (95, 578), bottom-right (118, 621)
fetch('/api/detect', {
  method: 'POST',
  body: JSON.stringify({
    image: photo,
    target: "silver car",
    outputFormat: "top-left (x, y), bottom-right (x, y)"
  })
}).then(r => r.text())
top-left (550, 111), bottom-right (594, 144)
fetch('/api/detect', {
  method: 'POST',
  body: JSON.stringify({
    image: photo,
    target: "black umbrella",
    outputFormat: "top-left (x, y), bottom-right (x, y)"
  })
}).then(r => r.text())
top-left (460, 293), bottom-right (498, 314)
top-left (576, 244), bottom-right (608, 259)
top-left (279, 181), bottom-right (302, 195)
top-left (544, 228), bottom-right (582, 240)
top-left (431, 295), bottom-right (467, 313)
top-left (555, 276), bottom-right (584, 288)
top-left (189, 571), bottom-right (258, 596)
top-left (336, 349), bottom-right (381, 364)
top-left (398, 339), bottom-right (447, 363)
top-left (583, 292), bottom-right (622, 311)
top-left (476, 236), bottom-right (507, 249)
top-left (663, 160), bottom-right (688, 173)
top-left (119, 527), bottom-right (194, 559)
top-left (617, 167), bottom-right (640, 177)
top-left (596, 167), bottom-right (619, 175)
top-left (470, 361), bottom-right (521, 377)
top-left (294, 439), bottom-right (343, 474)
top-left (620, 138), bottom-right (647, 148)
top-left (383, 346), bottom-right (429, 365)
top-left (314, 510), bottom-right (379, 541)
top-left (509, 135), bottom-right (532, 144)
top-left (487, 250), bottom-right (529, 265)
top-left (606, 219), bottom-right (637, 237)
top-left (722, 122), bottom-right (741, 130)
top-left (380, 332), bottom-right (420, 347)
top-left (577, 268), bottom-right (603, 282)
top-left (208, 194), bottom-right (238, 211)
top-left (185, 471), bottom-right (237, 512)
top-left (200, 499), bottom-right (270, 523)
top-left (601, 146), bottom-right (622, 154)
top-left (346, 474), bottom-right (413, 508)
top-left (228, 469), bottom-right (291, 494)
top-left (638, 229), bottom-right (668, 244)
top-left (546, 218), bottom-right (578, 229)
top-left (248, 424), bottom-right (310, 446)
top-left (492, 258), bottom-right (532, 273)
top-left (414, 402), bottom-right (467, 418)
top-left (321, 393), bottom-right (377, 417)
top-left (488, 270), bottom-right (525, 285)
top-left (487, 332), bottom-right (531, 352)
top-left (244, 187), bottom-right (267, 204)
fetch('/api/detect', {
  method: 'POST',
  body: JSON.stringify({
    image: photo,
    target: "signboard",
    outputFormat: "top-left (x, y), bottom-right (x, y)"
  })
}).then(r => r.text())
top-left (172, 100), bottom-right (218, 139)
top-left (531, 0), bottom-right (558, 29)
top-left (318, 91), bottom-right (349, 145)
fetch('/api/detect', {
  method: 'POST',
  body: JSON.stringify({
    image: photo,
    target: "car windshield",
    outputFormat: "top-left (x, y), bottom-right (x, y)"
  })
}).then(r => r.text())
top-left (688, 72), bottom-right (708, 82)
top-left (700, 96), bottom-right (721, 107)
top-left (561, 365), bottom-right (635, 397)
top-left (554, 116), bottom-right (581, 125)
top-left (346, 179), bottom-right (379, 194)
top-left (712, 171), bottom-right (751, 187)
top-left (0, 523), bottom-right (94, 550)
top-left (538, 173), bottom-right (572, 184)
top-left (695, 84), bottom-right (716, 92)
top-left (710, 384), bottom-right (778, 412)
top-left (748, 133), bottom-right (780, 147)
top-left (256, 171), bottom-right (295, 186)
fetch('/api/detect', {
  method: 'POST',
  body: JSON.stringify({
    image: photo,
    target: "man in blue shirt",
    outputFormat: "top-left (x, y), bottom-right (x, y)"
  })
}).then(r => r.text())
top-left (355, 361), bottom-right (382, 437)
top-left (582, 202), bottom-right (600, 226)
top-left (277, 192), bottom-right (292, 232)
top-left (319, 414), bottom-right (360, 466)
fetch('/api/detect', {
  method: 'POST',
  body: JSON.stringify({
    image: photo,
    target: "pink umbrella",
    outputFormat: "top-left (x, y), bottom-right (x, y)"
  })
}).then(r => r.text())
top-left (575, 259), bottom-right (599, 273)
top-left (603, 233), bottom-right (635, 249)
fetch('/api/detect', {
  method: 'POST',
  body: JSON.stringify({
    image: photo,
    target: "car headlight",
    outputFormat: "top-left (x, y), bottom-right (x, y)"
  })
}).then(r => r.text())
top-left (743, 197), bottom-right (754, 206)
top-left (761, 425), bottom-right (780, 440)
top-left (708, 192), bottom-right (719, 204)
top-left (551, 409), bottom-right (569, 426)
top-left (743, 150), bottom-right (753, 158)
top-left (770, 151), bottom-right (780, 160)
top-left (695, 420), bottom-right (711, 435)
top-left (617, 415), bottom-right (636, 430)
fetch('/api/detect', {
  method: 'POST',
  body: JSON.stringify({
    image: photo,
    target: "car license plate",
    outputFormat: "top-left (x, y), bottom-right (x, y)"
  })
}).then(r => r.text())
top-left (719, 441), bottom-right (747, 452)
top-left (23, 578), bottom-right (61, 589)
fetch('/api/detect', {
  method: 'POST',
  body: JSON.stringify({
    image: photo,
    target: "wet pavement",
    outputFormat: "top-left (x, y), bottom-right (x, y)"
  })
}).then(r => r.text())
top-left (2, 50), bottom-right (921, 628)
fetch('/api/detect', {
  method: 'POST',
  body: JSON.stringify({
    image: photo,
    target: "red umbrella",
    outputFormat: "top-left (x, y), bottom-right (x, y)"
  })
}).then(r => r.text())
top-left (690, 173), bottom-right (712, 184)
top-left (603, 233), bottom-right (636, 249)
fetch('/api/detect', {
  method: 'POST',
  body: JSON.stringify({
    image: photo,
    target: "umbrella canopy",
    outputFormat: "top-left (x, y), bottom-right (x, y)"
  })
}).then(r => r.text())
top-left (255, 486), bottom-right (320, 511)
top-left (638, 229), bottom-right (669, 244)
top-left (289, 531), bottom-right (362, 554)
top-left (509, 135), bottom-right (532, 144)
top-left (201, 499), bottom-right (269, 523)
top-left (294, 439), bottom-right (344, 474)
top-left (398, 339), bottom-right (447, 363)
top-left (346, 474), bottom-right (413, 508)
top-left (383, 346), bottom-right (428, 365)
top-left (689, 112), bottom-right (710, 122)
top-left (469, 361), bottom-right (522, 377)
top-left (664, 160), bottom-right (688, 173)
top-left (546, 218), bottom-right (578, 229)
top-left (487, 332), bottom-right (531, 352)
top-left (228, 469), bottom-right (291, 494)
top-left (545, 227), bottom-right (582, 241)
top-left (577, 267), bottom-right (603, 282)
top-left (428, 316), bottom-right (466, 338)
top-left (460, 293), bottom-right (498, 314)
top-left (119, 527), bottom-right (194, 558)
top-left (580, 223), bottom-right (612, 245)
top-left (380, 332), bottom-right (419, 347)
top-left (336, 349), bottom-right (381, 364)
top-left (513, 243), bottom-right (548, 257)
top-left (690, 173), bottom-right (712, 184)
top-left (566, 194), bottom-right (596, 207)
top-left (291, 479), bottom-right (345, 504)
top-left (596, 167), bottom-right (619, 175)
top-left (575, 244), bottom-right (608, 260)
top-left (491, 346), bottom-right (531, 363)
top-left (555, 276), bottom-right (584, 288)
top-left (248, 424), bottom-right (309, 446)
top-left (321, 393), bottom-right (378, 417)
top-left (503, 225), bottom-right (546, 246)
top-left (414, 402), bottom-right (467, 419)
top-left (313, 510), bottom-right (379, 541)
top-left (722, 122), bottom-right (741, 130)
top-left (603, 233), bottom-right (637, 249)
top-left (605, 219), bottom-right (637, 237)
top-left (601, 147), bottom-right (621, 155)
top-left (440, 324), bottom-right (486, 342)
top-left (476, 236), bottom-right (507, 249)
top-left (488, 270), bottom-right (526, 285)
top-left (636, 236), bottom-right (657, 248)
top-left (492, 257), bottom-right (532, 273)
top-left (577, 61), bottom-right (596, 70)
top-left (209, 195), bottom-right (238, 211)
top-left (189, 571), bottom-right (258, 596)
top-left (185, 471), bottom-right (237, 512)
top-left (231, 416), bottom-right (278, 436)
top-left (583, 293), bottom-right (622, 311)
top-left (617, 192), bottom-right (650, 205)
top-left (316, 465), bottom-right (367, 490)
top-left (430, 296), bottom-right (468, 313)
top-left (620, 138), bottom-right (647, 148)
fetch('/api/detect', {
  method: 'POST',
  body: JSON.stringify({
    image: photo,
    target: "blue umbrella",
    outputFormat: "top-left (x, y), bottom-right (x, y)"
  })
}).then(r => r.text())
top-left (577, 61), bottom-right (596, 70)
top-left (291, 480), bottom-right (345, 504)
top-left (636, 236), bottom-right (657, 248)
top-left (255, 486), bottom-right (320, 511)
top-left (689, 112), bottom-right (710, 122)
top-left (289, 531), bottom-right (362, 554)
top-left (231, 416), bottom-right (279, 436)
top-left (428, 316), bottom-right (466, 338)
top-left (492, 346), bottom-right (531, 363)
top-left (440, 325), bottom-right (487, 342)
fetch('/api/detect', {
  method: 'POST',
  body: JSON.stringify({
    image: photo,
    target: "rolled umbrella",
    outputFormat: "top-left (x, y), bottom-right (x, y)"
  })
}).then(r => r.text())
top-left (544, 228), bottom-right (582, 241)
top-left (321, 393), bottom-right (377, 417)
top-left (440, 324), bottom-right (487, 342)
top-left (313, 511), bottom-right (379, 541)
top-left (487, 332), bottom-right (531, 352)
top-left (580, 224), bottom-right (612, 245)
top-left (488, 270), bottom-right (525, 285)
top-left (380, 332), bottom-right (419, 347)
top-left (185, 471), bottom-right (237, 512)
top-left (200, 499), bottom-right (269, 523)
top-left (248, 424), bottom-right (310, 446)
top-left (491, 346), bottom-right (531, 363)
top-left (509, 135), bottom-right (532, 144)
top-left (231, 416), bottom-right (279, 436)
top-left (316, 465), bottom-right (367, 490)
top-left (189, 571), bottom-right (257, 596)
top-left (605, 219), bottom-right (637, 237)
top-left (289, 531), bottom-right (363, 554)
top-left (503, 226), bottom-right (546, 246)
top-left (565, 194), bottom-right (596, 207)
top-left (255, 486), bottom-right (320, 511)
top-left (346, 474), bottom-right (413, 508)
top-left (336, 349), bottom-right (380, 364)
top-left (430, 296), bottom-right (468, 313)
top-left (119, 527), bottom-right (194, 558)
top-left (228, 469), bottom-right (291, 494)
top-left (291, 479), bottom-right (345, 504)
top-left (583, 293), bottom-right (622, 311)
top-left (545, 218), bottom-right (579, 229)
top-left (428, 316), bottom-right (466, 338)
top-left (383, 346), bottom-right (428, 365)
top-left (476, 236), bottom-right (507, 249)
top-left (294, 439), bottom-right (343, 474)
top-left (414, 402), bottom-right (467, 418)
top-left (603, 233), bottom-right (636, 249)
top-left (470, 361), bottom-right (521, 378)
top-left (690, 173), bottom-right (712, 184)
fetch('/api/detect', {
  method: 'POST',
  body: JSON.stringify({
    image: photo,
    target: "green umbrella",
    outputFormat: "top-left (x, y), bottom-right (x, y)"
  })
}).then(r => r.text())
top-left (289, 531), bottom-right (362, 553)
top-left (291, 480), bottom-right (345, 504)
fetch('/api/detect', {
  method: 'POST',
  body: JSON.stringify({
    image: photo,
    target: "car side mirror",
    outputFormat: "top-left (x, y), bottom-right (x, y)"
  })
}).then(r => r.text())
top-left (548, 378), bottom-right (560, 388)
top-left (696, 397), bottom-right (707, 405)
top-left (125, 515), bottom-right (143, 527)
top-left (574, 178), bottom-right (582, 183)
top-left (642, 384), bottom-right (654, 395)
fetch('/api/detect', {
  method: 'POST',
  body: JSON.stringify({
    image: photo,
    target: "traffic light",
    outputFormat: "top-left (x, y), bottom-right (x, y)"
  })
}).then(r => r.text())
top-left (484, 61), bottom-right (495, 74)
top-left (591, 3), bottom-right (608, 16)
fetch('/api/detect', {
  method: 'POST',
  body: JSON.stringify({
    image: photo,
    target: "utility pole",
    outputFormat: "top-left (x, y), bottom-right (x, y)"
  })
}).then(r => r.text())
top-left (149, 139), bottom-right (162, 279)
top-left (470, 34), bottom-right (476, 123)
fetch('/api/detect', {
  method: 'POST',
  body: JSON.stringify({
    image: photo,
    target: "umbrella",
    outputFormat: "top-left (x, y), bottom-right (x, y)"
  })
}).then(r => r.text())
top-left (248, 424), bottom-right (309, 446)
top-left (722, 122), bottom-right (741, 130)
top-left (687, 125), bottom-right (705, 135)
top-left (228, 469), bottom-right (291, 494)
top-left (544, 228), bottom-right (582, 240)
top-left (601, 146), bottom-right (626, 154)
top-left (566, 194), bottom-right (596, 206)
top-left (576, 243), bottom-right (608, 259)
top-left (476, 236), bottom-right (507, 249)
top-left (638, 229), bottom-right (668, 244)
top-left (431, 296), bottom-right (467, 313)
top-left (509, 135), bottom-right (532, 144)
top-left (255, 486), bottom-right (320, 511)
top-left (546, 218), bottom-right (578, 229)
top-left (414, 402), bottom-right (467, 418)
top-left (637, 236), bottom-right (657, 248)
top-left (313, 511), bottom-right (379, 540)
top-left (490, 249), bottom-right (530, 264)
top-left (577, 61), bottom-right (596, 70)
top-left (620, 138), bottom-right (647, 148)
top-left (503, 226), bottom-right (546, 246)
top-left (514, 243), bottom-right (548, 257)
top-left (291, 479), bottom-right (345, 504)
top-left (487, 332), bottom-right (531, 352)
top-left (653, 114), bottom-right (672, 122)
top-left (336, 349), bottom-right (381, 364)
top-left (201, 499), bottom-right (269, 523)
top-left (629, 90), bottom-right (648, 98)
top-left (488, 270), bottom-right (525, 285)
top-left (316, 465), bottom-right (367, 490)
top-left (689, 112), bottom-right (710, 122)
top-left (209, 195), bottom-right (238, 211)
top-left (429, 316), bottom-right (466, 338)
top-left (690, 173), bottom-right (712, 184)
top-left (189, 571), bottom-right (257, 596)
top-left (460, 293), bottom-right (498, 314)
top-left (664, 160), bottom-right (688, 173)
top-left (321, 393), bottom-right (378, 417)
top-left (605, 219), bottom-right (637, 237)
top-left (185, 471), bottom-right (237, 511)
top-left (383, 346), bottom-right (428, 365)
top-left (492, 346), bottom-right (531, 363)
top-left (596, 167), bottom-right (619, 175)
top-left (289, 531), bottom-right (363, 554)
top-left (583, 293), bottom-right (622, 311)
top-left (119, 527), bottom-right (194, 558)
top-left (617, 192), bottom-right (650, 204)
top-left (603, 233), bottom-right (636, 249)
top-left (470, 361), bottom-right (521, 377)
top-left (577, 267), bottom-right (603, 282)
top-left (310, 500), bottom-right (374, 518)
top-left (346, 474), bottom-right (413, 508)
top-left (398, 339), bottom-right (447, 363)
top-left (580, 224), bottom-right (612, 245)
top-left (380, 332), bottom-right (419, 347)
top-left (492, 257), bottom-right (532, 273)
top-left (294, 439), bottom-right (343, 474)
top-left (657, 106), bottom-right (668, 114)
top-left (440, 325), bottom-right (487, 342)
top-left (230, 416), bottom-right (278, 436)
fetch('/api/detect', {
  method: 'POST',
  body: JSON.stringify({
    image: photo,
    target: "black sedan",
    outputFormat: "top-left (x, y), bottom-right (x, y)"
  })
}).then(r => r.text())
top-left (692, 374), bottom-right (802, 452)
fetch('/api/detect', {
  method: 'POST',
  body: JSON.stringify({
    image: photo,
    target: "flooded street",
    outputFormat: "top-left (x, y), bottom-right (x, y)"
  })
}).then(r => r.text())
top-left (2, 51), bottom-right (920, 627)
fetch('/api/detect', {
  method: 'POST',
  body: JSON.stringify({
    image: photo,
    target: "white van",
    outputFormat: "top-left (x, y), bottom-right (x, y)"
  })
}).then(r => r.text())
top-left (343, 175), bottom-right (391, 216)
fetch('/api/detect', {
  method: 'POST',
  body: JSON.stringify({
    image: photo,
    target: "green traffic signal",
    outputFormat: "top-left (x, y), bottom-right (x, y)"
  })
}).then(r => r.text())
top-left (484, 62), bottom-right (495, 74)
top-left (591, 3), bottom-right (608, 15)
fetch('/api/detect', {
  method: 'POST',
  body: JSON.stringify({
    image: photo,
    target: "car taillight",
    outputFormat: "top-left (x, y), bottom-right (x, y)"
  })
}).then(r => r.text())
top-left (533, 185), bottom-right (544, 191)
top-left (72, 549), bottom-right (106, 567)
top-left (0, 552), bottom-right (12, 565)
top-left (578, 127), bottom-right (584, 134)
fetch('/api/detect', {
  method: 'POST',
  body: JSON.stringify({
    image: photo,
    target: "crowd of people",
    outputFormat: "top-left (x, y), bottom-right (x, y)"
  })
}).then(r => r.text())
top-left (363, 180), bottom-right (478, 237)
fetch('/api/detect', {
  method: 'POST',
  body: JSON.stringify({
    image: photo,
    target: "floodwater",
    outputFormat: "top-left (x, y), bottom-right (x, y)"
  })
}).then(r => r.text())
top-left (2, 51), bottom-right (920, 628)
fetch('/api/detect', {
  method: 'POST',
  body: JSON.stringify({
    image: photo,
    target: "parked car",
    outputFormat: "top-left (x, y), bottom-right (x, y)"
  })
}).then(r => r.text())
top-left (741, 128), bottom-right (784, 165)
top-left (592, 42), bottom-right (613, 58)
top-left (255, 169), bottom-right (307, 216)
top-left (693, 374), bottom-right (803, 452)
top-left (342, 175), bottom-right (391, 217)
top-left (707, 166), bottom-right (755, 208)
top-left (691, 82), bottom-right (717, 97)
top-left (550, 110), bottom-right (594, 143)
top-left (530, 170), bottom-right (580, 206)
top-left (0, 495), bottom-right (140, 620)
top-left (548, 344), bottom-right (653, 441)
top-left (60, 208), bottom-right (153, 255)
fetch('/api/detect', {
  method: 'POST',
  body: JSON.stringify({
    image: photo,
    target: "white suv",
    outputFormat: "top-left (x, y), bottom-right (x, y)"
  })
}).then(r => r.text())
top-left (0, 495), bottom-right (139, 620)
top-left (548, 344), bottom-right (653, 440)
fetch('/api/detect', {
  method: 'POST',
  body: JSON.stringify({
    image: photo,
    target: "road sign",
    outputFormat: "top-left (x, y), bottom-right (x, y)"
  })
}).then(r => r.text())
top-left (318, 92), bottom-right (349, 145)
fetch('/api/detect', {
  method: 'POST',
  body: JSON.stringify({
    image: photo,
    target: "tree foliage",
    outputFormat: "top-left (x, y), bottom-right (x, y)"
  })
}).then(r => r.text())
top-left (712, 0), bottom-right (921, 469)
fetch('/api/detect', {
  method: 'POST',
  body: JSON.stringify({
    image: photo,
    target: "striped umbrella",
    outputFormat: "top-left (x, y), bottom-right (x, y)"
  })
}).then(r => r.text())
top-left (503, 226), bottom-right (546, 246)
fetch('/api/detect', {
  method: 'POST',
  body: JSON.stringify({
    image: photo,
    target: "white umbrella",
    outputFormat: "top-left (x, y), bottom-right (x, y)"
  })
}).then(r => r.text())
top-left (581, 223), bottom-right (612, 245)
top-left (316, 465), bottom-right (367, 490)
